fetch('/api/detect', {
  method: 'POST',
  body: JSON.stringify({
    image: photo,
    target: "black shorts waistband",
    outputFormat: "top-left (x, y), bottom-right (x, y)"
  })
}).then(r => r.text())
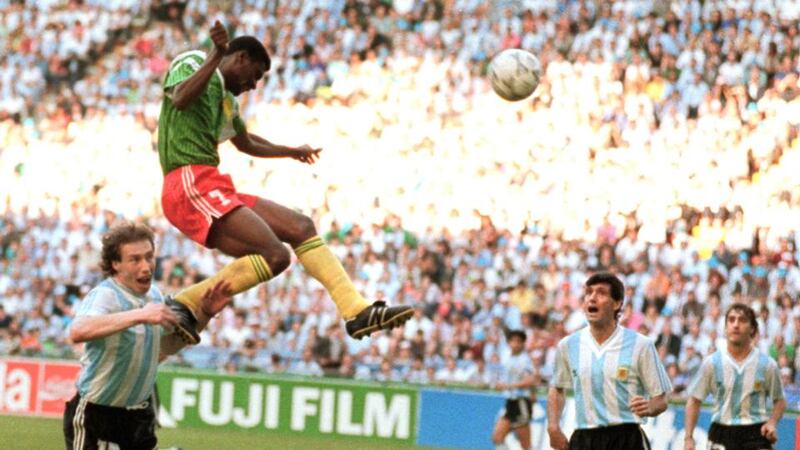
top-left (70, 393), bottom-right (151, 412)
top-left (573, 423), bottom-right (642, 434)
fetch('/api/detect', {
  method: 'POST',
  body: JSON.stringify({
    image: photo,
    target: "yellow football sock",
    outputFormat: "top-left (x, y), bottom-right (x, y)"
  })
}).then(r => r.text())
top-left (174, 255), bottom-right (272, 318)
top-left (294, 236), bottom-right (370, 319)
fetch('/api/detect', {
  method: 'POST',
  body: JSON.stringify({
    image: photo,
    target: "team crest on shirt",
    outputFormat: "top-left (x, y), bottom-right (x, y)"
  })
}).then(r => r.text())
top-left (616, 366), bottom-right (630, 381)
top-left (753, 380), bottom-right (764, 391)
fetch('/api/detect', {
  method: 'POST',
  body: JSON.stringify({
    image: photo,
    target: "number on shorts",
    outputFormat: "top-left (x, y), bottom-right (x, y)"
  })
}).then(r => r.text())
top-left (209, 189), bottom-right (231, 206)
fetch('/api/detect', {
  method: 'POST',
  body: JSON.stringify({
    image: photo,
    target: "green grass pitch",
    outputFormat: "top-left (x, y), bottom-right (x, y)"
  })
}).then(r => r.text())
top-left (2, 415), bottom-right (442, 450)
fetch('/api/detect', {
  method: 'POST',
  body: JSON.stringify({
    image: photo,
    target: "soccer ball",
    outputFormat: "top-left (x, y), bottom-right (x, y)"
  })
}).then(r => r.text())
top-left (488, 49), bottom-right (542, 102)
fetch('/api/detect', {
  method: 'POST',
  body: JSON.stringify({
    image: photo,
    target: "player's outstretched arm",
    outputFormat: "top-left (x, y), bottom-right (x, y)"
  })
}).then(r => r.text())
top-left (232, 132), bottom-right (322, 164)
top-left (547, 387), bottom-right (569, 450)
top-left (171, 21), bottom-right (228, 110)
top-left (70, 303), bottom-right (178, 343)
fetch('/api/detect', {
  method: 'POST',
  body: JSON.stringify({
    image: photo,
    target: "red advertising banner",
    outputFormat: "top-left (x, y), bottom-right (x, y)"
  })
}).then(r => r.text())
top-left (0, 358), bottom-right (79, 417)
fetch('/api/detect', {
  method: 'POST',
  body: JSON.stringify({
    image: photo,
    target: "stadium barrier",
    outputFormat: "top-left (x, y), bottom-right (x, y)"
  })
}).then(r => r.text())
top-left (1, 358), bottom-right (798, 449)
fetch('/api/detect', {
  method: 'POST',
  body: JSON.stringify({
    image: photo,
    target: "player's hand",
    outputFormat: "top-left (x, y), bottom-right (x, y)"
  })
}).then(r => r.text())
top-left (139, 303), bottom-right (179, 329)
top-left (629, 395), bottom-right (651, 417)
top-left (683, 436), bottom-right (696, 450)
top-left (210, 20), bottom-right (228, 53)
top-left (761, 421), bottom-right (778, 443)
top-left (200, 280), bottom-right (233, 318)
top-left (547, 426), bottom-right (568, 450)
top-left (291, 144), bottom-right (322, 164)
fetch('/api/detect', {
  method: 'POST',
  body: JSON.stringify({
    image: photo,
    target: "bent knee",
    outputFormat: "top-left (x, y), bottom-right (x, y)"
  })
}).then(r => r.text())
top-left (262, 245), bottom-right (291, 274)
top-left (295, 215), bottom-right (317, 242)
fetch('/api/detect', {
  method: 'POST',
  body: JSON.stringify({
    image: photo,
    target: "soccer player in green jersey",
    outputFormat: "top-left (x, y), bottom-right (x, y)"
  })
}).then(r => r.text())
top-left (158, 21), bottom-right (412, 344)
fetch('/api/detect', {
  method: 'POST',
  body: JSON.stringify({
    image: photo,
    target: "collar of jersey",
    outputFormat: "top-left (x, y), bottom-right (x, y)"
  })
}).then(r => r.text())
top-left (723, 345), bottom-right (757, 374)
top-left (584, 324), bottom-right (622, 357)
top-left (109, 277), bottom-right (148, 304)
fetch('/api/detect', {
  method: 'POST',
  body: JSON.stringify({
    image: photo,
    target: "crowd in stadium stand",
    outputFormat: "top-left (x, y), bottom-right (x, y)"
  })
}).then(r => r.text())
top-left (2, 0), bottom-right (800, 407)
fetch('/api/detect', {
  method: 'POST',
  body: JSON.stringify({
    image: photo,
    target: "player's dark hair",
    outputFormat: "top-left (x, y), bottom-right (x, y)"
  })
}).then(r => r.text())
top-left (585, 271), bottom-right (625, 319)
top-left (725, 303), bottom-right (759, 337)
top-left (507, 329), bottom-right (526, 342)
top-left (100, 222), bottom-right (155, 277)
top-left (226, 36), bottom-right (270, 70)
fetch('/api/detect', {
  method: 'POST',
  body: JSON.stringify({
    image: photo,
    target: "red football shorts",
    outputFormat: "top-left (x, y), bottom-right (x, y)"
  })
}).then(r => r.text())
top-left (161, 165), bottom-right (258, 246)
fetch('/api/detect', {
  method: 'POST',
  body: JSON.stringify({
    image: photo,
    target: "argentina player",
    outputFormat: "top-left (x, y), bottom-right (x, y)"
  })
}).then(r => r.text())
top-left (684, 303), bottom-right (785, 450)
top-left (492, 329), bottom-right (537, 450)
top-left (547, 272), bottom-right (672, 450)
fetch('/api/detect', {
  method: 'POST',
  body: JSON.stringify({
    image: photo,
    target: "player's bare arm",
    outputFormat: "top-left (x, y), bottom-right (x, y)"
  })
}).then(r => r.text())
top-left (761, 398), bottom-right (785, 443)
top-left (231, 132), bottom-right (322, 164)
top-left (69, 303), bottom-right (178, 343)
top-left (546, 387), bottom-right (569, 450)
top-left (629, 393), bottom-right (667, 417)
top-left (170, 20), bottom-right (228, 110)
top-left (683, 396), bottom-right (702, 450)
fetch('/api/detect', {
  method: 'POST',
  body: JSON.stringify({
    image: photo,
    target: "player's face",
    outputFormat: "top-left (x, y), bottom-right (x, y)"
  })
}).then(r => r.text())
top-left (725, 309), bottom-right (755, 346)
top-left (582, 282), bottom-right (620, 326)
top-left (508, 335), bottom-right (525, 354)
top-left (112, 240), bottom-right (155, 295)
top-left (230, 53), bottom-right (267, 96)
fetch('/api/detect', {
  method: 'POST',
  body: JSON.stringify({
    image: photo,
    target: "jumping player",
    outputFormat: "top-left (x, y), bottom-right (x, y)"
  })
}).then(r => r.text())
top-left (157, 21), bottom-right (412, 344)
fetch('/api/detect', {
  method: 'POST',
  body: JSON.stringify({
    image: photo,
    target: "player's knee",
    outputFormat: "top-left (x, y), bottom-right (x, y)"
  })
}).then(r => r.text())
top-left (295, 214), bottom-right (317, 241)
top-left (491, 430), bottom-right (504, 444)
top-left (263, 246), bottom-right (291, 275)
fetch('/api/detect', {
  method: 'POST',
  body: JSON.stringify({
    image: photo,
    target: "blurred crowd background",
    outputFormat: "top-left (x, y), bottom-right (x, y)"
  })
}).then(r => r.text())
top-left (2, 0), bottom-right (800, 407)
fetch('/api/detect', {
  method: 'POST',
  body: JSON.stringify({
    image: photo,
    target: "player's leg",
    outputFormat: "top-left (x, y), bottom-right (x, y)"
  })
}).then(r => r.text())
top-left (511, 397), bottom-right (532, 450)
top-left (512, 425), bottom-right (531, 450)
top-left (63, 395), bottom-right (99, 450)
top-left (249, 197), bottom-right (414, 339)
top-left (160, 166), bottom-right (289, 343)
top-left (167, 205), bottom-right (288, 343)
top-left (492, 417), bottom-right (512, 450)
top-left (121, 407), bottom-right (158, 450)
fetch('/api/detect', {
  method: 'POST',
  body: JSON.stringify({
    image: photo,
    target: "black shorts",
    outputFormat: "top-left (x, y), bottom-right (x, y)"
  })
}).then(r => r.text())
top-left (499, 397), bottom-right (533, 428)
top-left (569, 423), bottom-right (650, 450)
top-left (63, 393), bottom-right (157, 450)
top-left (708, 422), bottom-right (773, 450)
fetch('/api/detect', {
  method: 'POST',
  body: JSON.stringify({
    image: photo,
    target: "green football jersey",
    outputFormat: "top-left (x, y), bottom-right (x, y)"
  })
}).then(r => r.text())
top-left (157, 50), bottom-right (247, 175)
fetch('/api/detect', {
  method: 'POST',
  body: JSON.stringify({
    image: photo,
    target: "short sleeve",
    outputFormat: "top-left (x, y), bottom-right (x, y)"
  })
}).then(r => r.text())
top-left (687, 357), bottom-right (715, 401)
top-left (164, 54), bottom-right (204, 90)
top-left (638, 340), bottom-right (672, 396)
top-left (75, 287), bottom-right (121, 317)
top-left (551, 340), bottom-right (572, 389)
top-left (767, 360), bottom-right (785, 401)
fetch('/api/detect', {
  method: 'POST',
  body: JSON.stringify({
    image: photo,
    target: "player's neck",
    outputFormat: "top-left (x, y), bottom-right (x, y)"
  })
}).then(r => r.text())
top-left (727, 340), bottom-right (753, 362)
top-left (588, 320), bottom-right (617, 346)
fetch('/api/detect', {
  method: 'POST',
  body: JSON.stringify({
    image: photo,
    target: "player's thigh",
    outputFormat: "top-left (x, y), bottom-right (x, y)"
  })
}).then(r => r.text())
top-left (513, 425), bottom-right (531, 449)
top-left (249, 198), bottom-right (317, 246)
top-left (492, 417), bottom-right (512, 442)
top-left (210, 232), bottom-right (267, 257)
top-left (207, 205), bottom-right (283, 253)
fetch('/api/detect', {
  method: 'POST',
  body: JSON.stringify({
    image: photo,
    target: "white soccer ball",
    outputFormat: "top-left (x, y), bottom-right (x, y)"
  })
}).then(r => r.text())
top-left (488, 49), bottom-right (542, 102)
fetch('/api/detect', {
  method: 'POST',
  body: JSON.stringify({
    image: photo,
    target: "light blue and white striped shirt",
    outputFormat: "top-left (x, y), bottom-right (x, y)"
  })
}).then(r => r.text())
top-left (552, 326), bottom-right (672, 429)
top-left (688, 348), bottom-right (784, 425)
top-left (73, 278), bottom-right (165, 407)
top-left (499, 350), bottom-right (535, 398)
